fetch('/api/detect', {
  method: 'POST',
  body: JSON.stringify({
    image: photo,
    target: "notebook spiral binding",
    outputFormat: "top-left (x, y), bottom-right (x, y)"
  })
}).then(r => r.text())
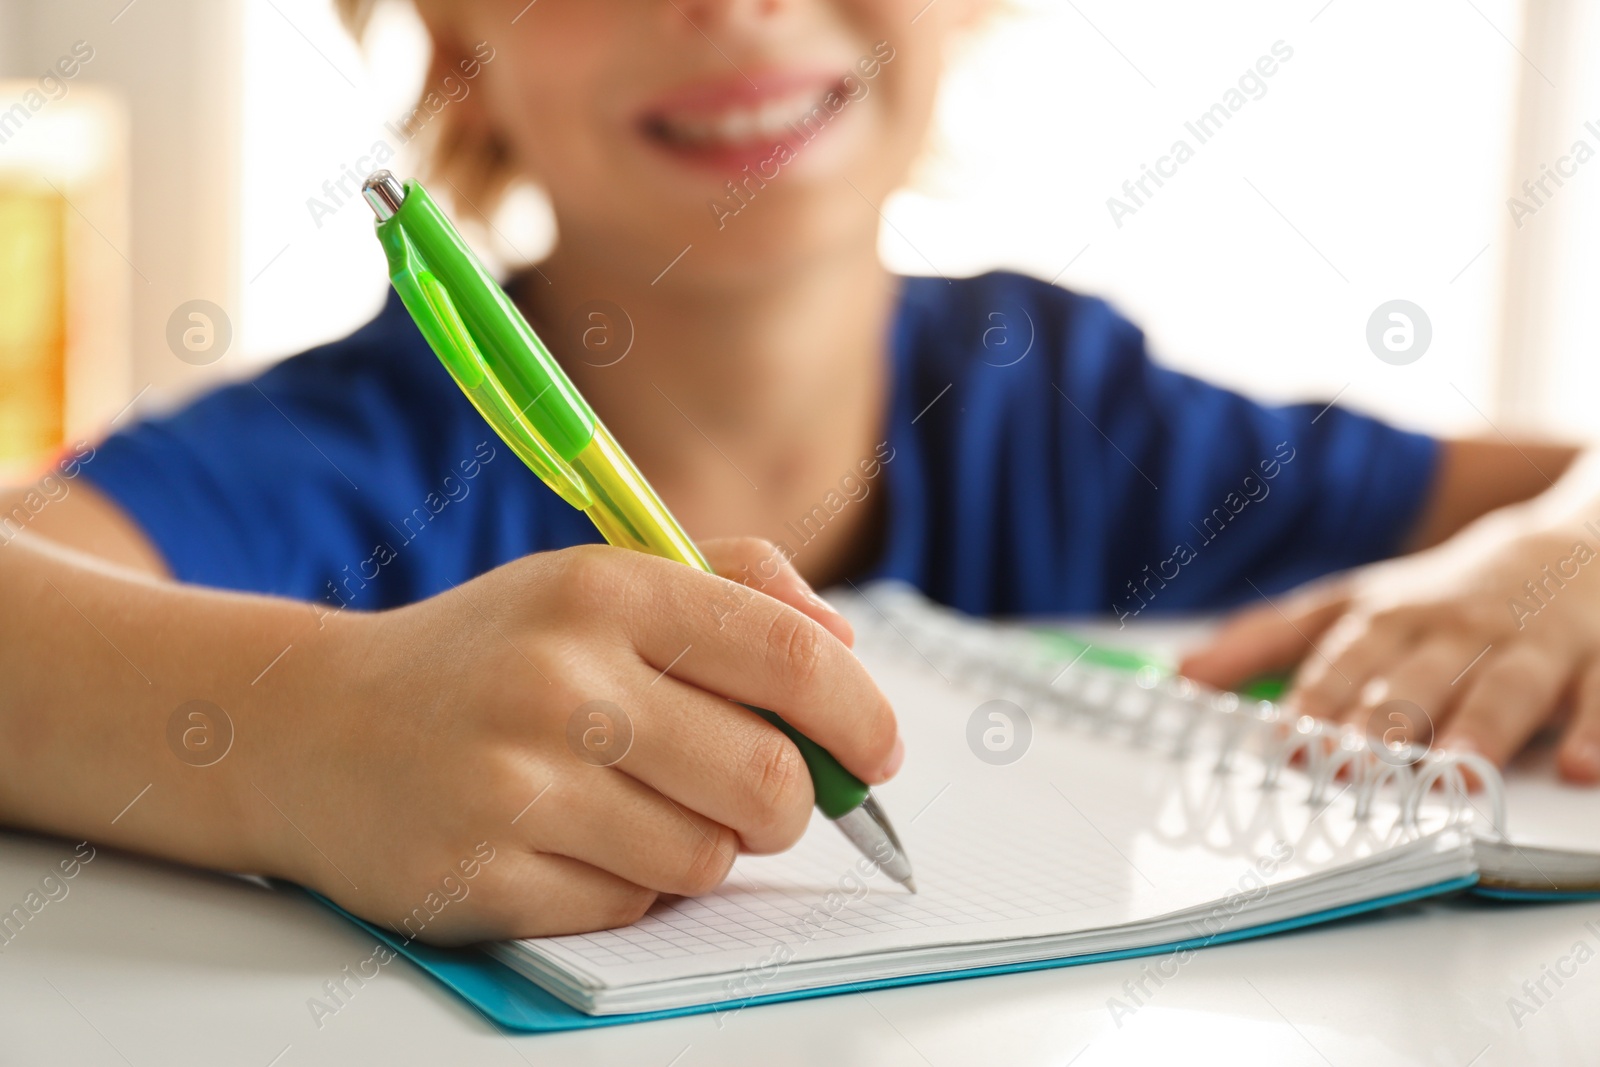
top-left (845, 582), bottom-right (1508, 842)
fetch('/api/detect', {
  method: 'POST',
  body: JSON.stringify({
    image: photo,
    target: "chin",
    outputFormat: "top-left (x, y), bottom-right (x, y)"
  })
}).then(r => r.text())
top-left (663, 186), bottom-right (884, 288)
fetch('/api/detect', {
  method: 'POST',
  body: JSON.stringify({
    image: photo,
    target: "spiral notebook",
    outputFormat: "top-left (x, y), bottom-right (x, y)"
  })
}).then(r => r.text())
top-left (328, 582), bottom-right (1600, 1029)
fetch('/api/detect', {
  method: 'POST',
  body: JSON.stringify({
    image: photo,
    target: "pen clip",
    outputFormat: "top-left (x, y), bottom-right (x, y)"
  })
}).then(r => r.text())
top-left (413, 269), bottom-right (595, 511)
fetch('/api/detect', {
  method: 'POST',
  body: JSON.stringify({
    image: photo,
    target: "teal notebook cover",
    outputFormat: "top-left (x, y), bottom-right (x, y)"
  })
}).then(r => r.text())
top-left (311, 876), bottom-right (1477, 1032)
top-left (1472, 886), bottom-right (1600, 902)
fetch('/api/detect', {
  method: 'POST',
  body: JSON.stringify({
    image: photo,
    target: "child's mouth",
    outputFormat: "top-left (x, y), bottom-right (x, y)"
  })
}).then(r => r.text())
top-left (638, 73), bottom-right (852, 174)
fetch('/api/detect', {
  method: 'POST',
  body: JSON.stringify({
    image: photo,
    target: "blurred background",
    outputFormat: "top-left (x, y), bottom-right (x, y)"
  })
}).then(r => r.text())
top-left (1, 0), bottom-right (1598, 478)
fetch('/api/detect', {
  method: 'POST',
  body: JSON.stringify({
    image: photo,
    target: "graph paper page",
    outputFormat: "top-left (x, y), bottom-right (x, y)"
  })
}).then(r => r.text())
top-left (506, 627), bottom-right (1422, 993)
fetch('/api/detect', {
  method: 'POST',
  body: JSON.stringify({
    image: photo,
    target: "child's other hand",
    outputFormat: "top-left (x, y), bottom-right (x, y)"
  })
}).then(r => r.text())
top-left (1180, 506), bottom-right (1600, 783)
top-left (257, 539), bottom-right (899, 943)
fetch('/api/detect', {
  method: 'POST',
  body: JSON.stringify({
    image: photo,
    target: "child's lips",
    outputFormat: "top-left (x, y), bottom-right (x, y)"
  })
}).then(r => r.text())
top-left (637, 70), bottom-right (852, 171)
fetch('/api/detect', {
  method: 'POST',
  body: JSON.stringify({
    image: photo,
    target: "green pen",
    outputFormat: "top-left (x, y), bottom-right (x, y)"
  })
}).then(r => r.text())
top-left (360, 171), bottom-right (914, 893)
top-left (1029, 627), bottom-right (1288, 701)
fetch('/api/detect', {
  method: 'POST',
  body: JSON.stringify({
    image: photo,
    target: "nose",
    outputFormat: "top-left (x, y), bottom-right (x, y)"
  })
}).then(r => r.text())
top-left (660, 0), bottom-right (789, 36)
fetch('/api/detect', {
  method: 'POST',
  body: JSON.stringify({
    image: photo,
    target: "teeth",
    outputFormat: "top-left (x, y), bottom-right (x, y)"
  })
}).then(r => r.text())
top-left (656, 89), bottom-right (830, 146)
top-left (757, 101), bottom-right (795, 136)
top-left (718, 110), bottom-right (755, 142)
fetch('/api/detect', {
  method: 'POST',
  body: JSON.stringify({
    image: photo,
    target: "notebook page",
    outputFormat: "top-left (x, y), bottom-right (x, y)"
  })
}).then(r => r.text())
top-left (507, 637), bottom-right (1425, 993)
top-left (1498, 743), bottom-right (1600, 853)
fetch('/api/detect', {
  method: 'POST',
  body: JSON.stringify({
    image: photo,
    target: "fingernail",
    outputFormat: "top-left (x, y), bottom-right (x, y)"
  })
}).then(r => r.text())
top-left (1565, 739), bottom-right (1600, 781)
top-left (882, 735), bottom-right (906, 779)
top-left (799, 584), bottom-right (854, 644)
top-left (1438, 734), bottom-right (1488, 791)
top-left (798, 583), bottom-right (839, 615)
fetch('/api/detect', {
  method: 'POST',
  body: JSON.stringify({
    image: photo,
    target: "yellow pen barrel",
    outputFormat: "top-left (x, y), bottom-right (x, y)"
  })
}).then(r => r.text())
top-left (570, 426), bottom-right (710, 571)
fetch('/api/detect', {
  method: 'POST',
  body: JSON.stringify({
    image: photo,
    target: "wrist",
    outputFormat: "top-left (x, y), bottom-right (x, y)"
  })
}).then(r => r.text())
top-left (1520, 449), bottom-right (1600, 529)
top-left (223, 601), bottom-right (382, 887)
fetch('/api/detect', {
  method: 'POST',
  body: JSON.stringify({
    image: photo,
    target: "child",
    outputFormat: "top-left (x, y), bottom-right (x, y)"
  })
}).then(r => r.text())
top-left (2, 0), bottom-right (1597, 944)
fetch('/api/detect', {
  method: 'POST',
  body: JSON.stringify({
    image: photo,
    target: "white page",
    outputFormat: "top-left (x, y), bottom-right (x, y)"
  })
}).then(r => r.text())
top-left (506, 623), bottom-right (1439, 997)
top-left (1498, 742), bottom-right (1600, 853)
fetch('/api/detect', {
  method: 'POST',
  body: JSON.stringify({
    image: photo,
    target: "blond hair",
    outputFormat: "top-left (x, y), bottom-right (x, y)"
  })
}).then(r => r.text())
top-left (334, 0), bottom-right (517, 221)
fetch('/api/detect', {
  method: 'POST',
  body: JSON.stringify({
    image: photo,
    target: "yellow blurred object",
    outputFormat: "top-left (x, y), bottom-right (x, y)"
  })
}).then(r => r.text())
top-left (0, 83), bottom-right (128, 478)
top-left (0, 187), bottom-right (68, 461)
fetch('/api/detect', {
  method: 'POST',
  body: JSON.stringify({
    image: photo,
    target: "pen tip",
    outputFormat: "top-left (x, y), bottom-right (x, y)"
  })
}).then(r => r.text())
top-left (903, 876), bottom-right (918, 894)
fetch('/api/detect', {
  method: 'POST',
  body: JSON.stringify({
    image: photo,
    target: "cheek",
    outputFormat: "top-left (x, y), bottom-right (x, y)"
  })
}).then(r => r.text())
top-left (806, 0), bottom-right (948, 156)
top-left (466, 7), bottom-right (624, 172)
top-left (857, 53), bottom-right (939, 181)
top-left (481, 63), bottom-right (608, 182)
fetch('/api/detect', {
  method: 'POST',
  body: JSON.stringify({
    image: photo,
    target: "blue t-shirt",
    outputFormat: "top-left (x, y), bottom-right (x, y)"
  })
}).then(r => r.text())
top-left (83, 272), bottom-right (1438, 619)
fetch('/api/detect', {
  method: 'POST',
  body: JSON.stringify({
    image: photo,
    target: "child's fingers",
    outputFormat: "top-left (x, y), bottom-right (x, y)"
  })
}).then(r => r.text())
top-left (464, 852), bottom-right (657, 941)
top-left (522, 768), bottom-right (741, 898)
top-left (699, 537), bottom-right (853, 647)
top-left (1557, 658), bottom-right (1600, 784)
top-left (1439, 645), bottom-right (1565, 767)
top-left (1339, 634), bottom-right (1481, 745)
top-left (620, 555), bottom-right (901, 787)
top-left (1179, 584), bottom-right (1348, 689)
top-left (612, 672), bottom-right (814, 854)
top-left (1177, 602), bottom-right (1289, 687)
top-left (1289, 611), bottom-right (1417, 722)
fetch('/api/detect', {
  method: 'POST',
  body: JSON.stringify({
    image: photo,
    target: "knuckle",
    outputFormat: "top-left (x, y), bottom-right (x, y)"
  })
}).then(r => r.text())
top-left (1364, 604), bottom-right (1412, 632)
top-left (740, 730), bottom-right (809, 847)
top-left (1316, 617), bottom-right (1369, 664)
top-left (763, 609), bottom-right (825, 696)
top-left (1458, 600), bottom-right (1504, 634)
top-left (675, 824), bottom-right (738, 896)
top-left (1323, 612), bottom-right (1369, 644)
top-left (701, 537), bottom-right (784, 584)
top-left (1416, 641), bottom-right (1468, 675)
top-left (1483, 653), bottom-right (1545, 694)
top-left (551, 544), bottom-right (627, 607)
top-left (725, 536), bottom-right (780, 568)
top-left (1290, 658), bottom-right (1328, 694)
top-left (532, 632), bottom-right (588, 686)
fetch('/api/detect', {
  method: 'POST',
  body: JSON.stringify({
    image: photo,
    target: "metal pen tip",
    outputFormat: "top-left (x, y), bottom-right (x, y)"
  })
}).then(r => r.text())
top-left (835, 793), bottom-right (916, 893)
top-left (362, 170), bottom-right (405, 221)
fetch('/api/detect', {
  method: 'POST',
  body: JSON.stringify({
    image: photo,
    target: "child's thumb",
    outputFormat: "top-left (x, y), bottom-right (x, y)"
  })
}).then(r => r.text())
top-left (698, 537), bottom-right (854, 648)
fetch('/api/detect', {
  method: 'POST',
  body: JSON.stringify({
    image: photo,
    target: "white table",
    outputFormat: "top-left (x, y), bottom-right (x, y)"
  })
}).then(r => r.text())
top-left (3, 827), bottom-right (1598, 1066)
top-left (7, 616), bottom-right (1600, 1065)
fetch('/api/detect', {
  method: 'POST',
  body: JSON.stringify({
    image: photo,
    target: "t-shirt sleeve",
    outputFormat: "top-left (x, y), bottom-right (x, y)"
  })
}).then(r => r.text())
top-left (1059, 296), bottom-right (1440, 609)
top-left (80, 328), bottom-right (503, 606)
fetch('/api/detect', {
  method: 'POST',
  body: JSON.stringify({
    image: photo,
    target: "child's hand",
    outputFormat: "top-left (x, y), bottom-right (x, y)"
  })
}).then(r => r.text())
top-left (254, 539), bottom-right (900, 944)
top-left (1181, 504), bottom-right (1600, 783)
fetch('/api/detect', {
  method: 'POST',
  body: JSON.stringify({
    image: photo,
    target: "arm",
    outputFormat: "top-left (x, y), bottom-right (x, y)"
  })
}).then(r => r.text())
top-left (0, 481), bottom-right (902, 940)
top-left (1403, 436), bottom-right (1578, 550)
top-left (0, 517), bottom-right (312, 874)
top-left (3, 481), bottom-right (169, 576)
top-left (1183, 437), bottom-right (1600, 782)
